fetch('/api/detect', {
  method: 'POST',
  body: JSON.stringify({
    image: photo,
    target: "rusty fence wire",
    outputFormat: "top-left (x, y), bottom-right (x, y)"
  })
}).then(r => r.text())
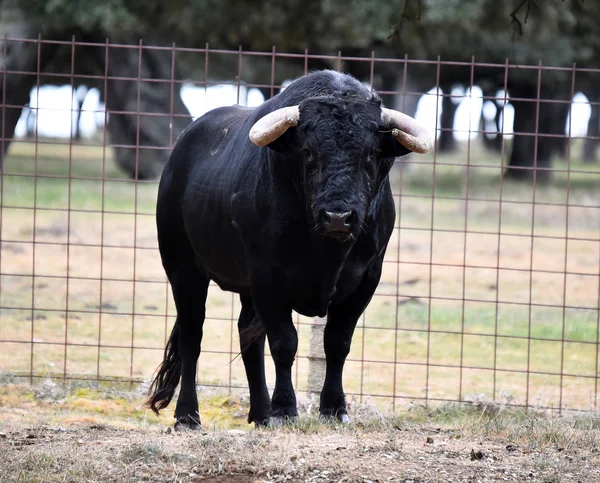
top-left (1, 37), bottom-right (599, 413)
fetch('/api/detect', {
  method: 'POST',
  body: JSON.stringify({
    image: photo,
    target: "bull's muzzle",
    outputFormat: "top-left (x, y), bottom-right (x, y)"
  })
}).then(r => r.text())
top-left (320, 210), bottom-right (355, 242)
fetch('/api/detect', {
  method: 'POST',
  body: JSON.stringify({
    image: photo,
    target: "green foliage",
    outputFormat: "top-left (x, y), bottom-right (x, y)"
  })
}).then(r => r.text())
top-left (390, 0), bottom-right (580, 64)
top-left (8, 1), bottom-right (600, 73)
top-left (5, 0), bottom-right (388, 51)
top-left (3, 0), bottom-right (598, 68)
top-left (5, 0), bottom-right (142, 38)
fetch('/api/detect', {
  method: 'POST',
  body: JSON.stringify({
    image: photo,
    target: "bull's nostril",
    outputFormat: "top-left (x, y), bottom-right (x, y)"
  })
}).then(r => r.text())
top-left (344, 211), bottom-right (355, 227)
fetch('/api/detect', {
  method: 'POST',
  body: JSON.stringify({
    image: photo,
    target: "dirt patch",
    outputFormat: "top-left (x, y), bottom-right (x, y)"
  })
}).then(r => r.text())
top-left (1, 421), bottom-right (599, 482)
top-left (1, 383), bottom-right (599, 482)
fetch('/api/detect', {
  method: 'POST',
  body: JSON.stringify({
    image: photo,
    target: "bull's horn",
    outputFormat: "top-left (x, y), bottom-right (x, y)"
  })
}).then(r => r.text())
top-left (249, 105), bottom-right (300, 146)
top-left (381, 107), bottom-right (433, 154)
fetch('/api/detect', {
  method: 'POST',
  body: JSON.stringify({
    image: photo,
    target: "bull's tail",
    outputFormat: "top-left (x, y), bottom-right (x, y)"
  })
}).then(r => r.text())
top-left (146, 324), bottom-right (181, 414)
top-left (239, 315), bottom-right (265, 354)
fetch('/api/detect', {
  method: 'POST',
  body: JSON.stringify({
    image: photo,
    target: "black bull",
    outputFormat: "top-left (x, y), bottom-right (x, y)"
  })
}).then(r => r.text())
top-left (146, 70), bottom-right (432, 428)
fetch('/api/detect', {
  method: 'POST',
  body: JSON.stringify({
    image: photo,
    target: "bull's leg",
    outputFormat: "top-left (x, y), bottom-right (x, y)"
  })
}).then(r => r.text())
top-left (320, 261), bottom-right (383, 422)
top-left (147, 262), bottom-right (209, 429)
top-left (238, 295), bottom-right (270, 426)
top-left (265, 314), bottom-right (299, 423)
top-left (250, 293), bottom-right (298, 423)
top-left (170, 266), bottom-right (209, 430)
top-left (248, 271), bottom-right (298, 424)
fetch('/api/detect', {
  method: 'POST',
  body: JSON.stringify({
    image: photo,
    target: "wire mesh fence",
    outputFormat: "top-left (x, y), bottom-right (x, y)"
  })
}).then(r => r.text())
top-left (1, 37), bottom-right (599, 413)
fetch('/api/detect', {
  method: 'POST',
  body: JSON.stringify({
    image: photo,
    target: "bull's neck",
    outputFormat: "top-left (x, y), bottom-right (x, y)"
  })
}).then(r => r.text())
top-left (309, 234), bottom-right (355, 307)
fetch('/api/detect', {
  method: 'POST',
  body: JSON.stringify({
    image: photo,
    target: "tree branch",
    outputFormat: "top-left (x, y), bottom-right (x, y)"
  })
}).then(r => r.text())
top-left (510, 0), bottom-right (535, 37)
top-left (511, 0), bottom-right (585, 37)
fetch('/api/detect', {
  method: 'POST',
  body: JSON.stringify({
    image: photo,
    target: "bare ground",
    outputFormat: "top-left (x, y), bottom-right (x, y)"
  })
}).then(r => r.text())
top-left (0, 384), bottom-right (599, 483)
top-left (1, 416), bottom-right (599, 483)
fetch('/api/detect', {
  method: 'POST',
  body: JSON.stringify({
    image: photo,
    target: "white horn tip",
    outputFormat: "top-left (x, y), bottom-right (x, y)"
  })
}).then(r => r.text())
top-left (392, 128), bottom-right (434, 154)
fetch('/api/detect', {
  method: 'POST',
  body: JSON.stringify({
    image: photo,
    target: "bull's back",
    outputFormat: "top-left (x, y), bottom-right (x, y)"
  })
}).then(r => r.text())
top-left (157, 105), bottom-right (256, 292)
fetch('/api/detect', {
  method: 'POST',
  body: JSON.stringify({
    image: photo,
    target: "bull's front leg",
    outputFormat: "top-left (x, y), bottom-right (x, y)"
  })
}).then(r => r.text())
top-left (251, 283), bottom-right (298, 425)
top-left (265, 314), bottom-right (298, 423)
top-left (238, 295), bottom-right (271, 426)
top-left (320, 260), bottom-right (383, 422)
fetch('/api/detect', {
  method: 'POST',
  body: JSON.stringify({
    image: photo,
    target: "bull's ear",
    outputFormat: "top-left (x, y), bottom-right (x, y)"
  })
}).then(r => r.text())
top-left (380, 131), bottom-right (413, 158)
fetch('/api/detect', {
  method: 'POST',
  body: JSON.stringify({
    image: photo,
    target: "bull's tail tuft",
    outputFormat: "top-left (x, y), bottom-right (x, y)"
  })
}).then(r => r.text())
top-left (239, 315), bottom-right (265, 354)
top-left (146, 324), bottom-right (181, 414)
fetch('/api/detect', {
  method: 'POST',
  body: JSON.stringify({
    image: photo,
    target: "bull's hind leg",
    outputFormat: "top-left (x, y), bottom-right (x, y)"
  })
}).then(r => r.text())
top-left (238, 295), bottom-right (270, 426)
top-left (147, 263), bottom-right (209, 430)
top-left (171, 266), bottom-right (210, 429)
top-left (320, 260), bottom-right (383, 422)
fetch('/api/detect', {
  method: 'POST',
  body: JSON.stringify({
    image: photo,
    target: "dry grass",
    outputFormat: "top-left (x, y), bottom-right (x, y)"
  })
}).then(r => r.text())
top-left (1, 383), bottom-right (600, 482)
top-left (1, 140), bottom-right (600, 414)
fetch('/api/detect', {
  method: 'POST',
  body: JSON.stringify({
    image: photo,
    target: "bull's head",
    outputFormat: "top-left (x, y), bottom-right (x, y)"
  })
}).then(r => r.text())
top-left (249, 95), bottom-right (433, 242)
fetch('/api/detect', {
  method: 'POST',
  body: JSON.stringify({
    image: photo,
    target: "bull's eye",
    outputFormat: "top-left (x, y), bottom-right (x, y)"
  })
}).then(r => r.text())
top-left (302, 148), bottom-right (311, 159)
top-left (368, 148), bottom-right (378, 158)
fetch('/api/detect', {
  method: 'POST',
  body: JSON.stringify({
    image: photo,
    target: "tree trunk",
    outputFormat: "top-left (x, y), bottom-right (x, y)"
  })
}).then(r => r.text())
top-left (391, 72), bottom-right (424, 119)
top-left (437, 91), bottom-right (458, 153)
top-left (390, 72), bottom-right (431, 169)
top-left (583, 94), bottom-right (600, 163)
top-left (505, 86), bottom-right (566, 183)
top-left (548, 100), bottom-right (570, 161)
top-left (307, 316), bottom-right (326, 400)
top-left (0, 12), bottom-right (46, 169)
top-left (104, 46), bottom-right (192, 180)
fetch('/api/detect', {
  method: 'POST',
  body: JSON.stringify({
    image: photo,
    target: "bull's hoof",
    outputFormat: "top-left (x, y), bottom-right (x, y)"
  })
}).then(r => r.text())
top-left (247, 408), bottom-right (271, 427)
top-left (268, 415), bottom-right (299, 428)
top-left (174, 421), bottom-right (202, 431)
top-left (174, 414), bottom-right (202, 431)
top-left (252, 417), bottom-right (271, 428)
top-left (338, 413), bottom-right (350, 424)
top-left (269, 406), bottom-right (299, 428)
top-left (320, 409), bottom-right (350, 424)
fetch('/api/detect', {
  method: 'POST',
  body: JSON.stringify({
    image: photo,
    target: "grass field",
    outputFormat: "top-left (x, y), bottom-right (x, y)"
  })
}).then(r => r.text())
top-left (1, 137), bottom-right (599, 415)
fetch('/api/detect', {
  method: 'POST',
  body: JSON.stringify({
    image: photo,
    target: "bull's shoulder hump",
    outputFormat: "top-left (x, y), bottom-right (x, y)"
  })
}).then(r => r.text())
top-left (203, 104), bottom-right (254, 121)
top-left (181, 106), bottom-right (254, 142)
top-left (169, 105), bottom-right (255, 170)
